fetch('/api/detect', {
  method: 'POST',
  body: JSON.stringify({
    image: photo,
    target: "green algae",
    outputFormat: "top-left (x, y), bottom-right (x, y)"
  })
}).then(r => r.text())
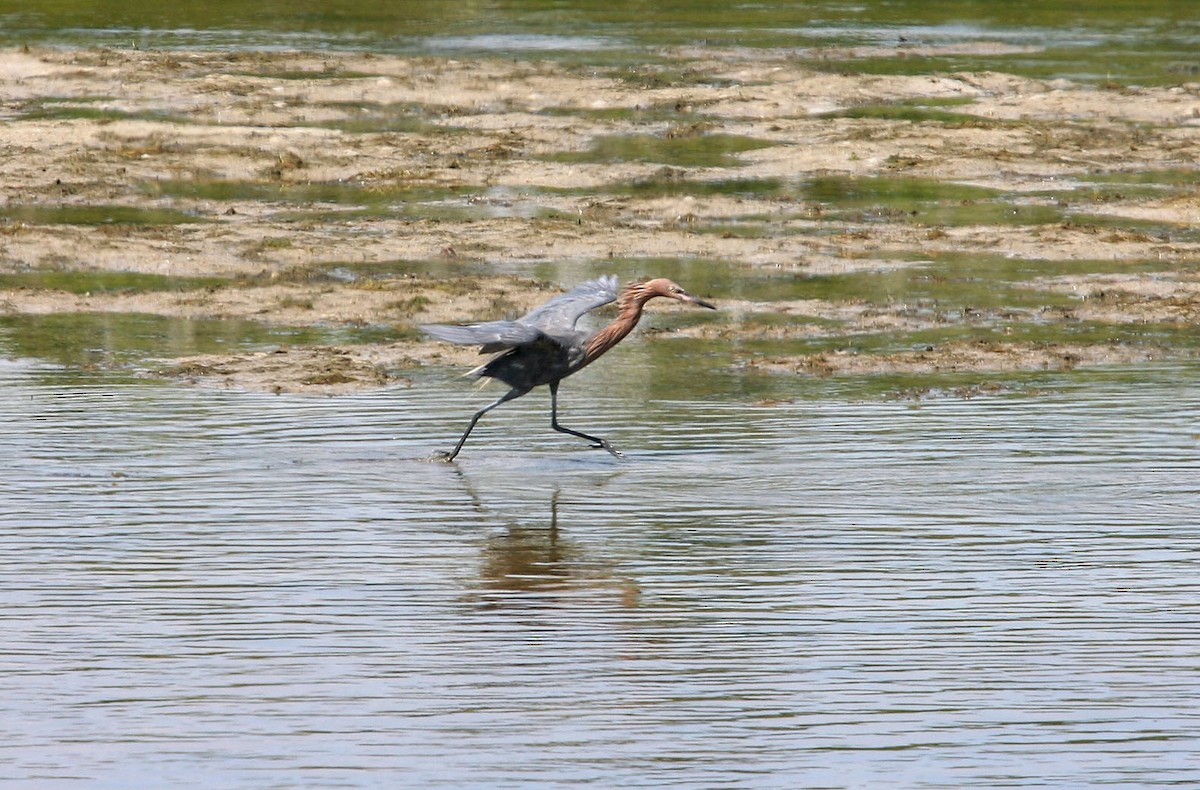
top-left (546, 133), bottom-right (775, 168)
top-left (0, 204), bottom-right (209, 226)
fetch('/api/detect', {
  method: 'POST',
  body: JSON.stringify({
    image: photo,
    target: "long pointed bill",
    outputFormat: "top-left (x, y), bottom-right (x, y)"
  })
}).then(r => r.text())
top-left (681, 292), bottom-right (717, 310)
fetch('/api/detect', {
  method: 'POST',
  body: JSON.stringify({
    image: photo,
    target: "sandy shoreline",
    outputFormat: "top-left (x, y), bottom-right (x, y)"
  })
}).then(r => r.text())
top-left (1, 46), bottom-right (1198, 392)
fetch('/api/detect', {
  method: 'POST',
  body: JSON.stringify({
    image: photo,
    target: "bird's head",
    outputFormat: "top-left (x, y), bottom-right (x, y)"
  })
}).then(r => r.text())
top-left (630, 278), bottom-right (717, 310)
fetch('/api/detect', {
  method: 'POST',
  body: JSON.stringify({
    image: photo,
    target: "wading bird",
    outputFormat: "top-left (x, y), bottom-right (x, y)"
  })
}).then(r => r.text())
top-left (422, 275), bottom-right (716, 461)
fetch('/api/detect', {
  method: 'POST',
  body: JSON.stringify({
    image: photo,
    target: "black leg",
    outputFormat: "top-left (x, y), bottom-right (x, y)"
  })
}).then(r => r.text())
top-left (549, 381), bottom-right (624, 459)
top-left (435, 388), bottom-right (523, 462)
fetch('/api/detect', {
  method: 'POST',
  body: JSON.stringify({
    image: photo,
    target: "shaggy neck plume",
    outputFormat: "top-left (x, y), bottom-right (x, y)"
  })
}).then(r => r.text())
top-left (582, 282), bottom-right (652, 363)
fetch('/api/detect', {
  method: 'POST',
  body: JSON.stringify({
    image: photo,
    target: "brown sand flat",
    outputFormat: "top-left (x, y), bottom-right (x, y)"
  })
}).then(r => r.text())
top-left (2, 47), bottom-right (1197, 391)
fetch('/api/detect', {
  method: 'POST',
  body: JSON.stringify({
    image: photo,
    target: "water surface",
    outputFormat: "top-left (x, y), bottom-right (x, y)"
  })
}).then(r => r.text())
top-left (3, 353), bottom-right (1199, 788)
top-left (2, 0), bottom-right (1198, 83)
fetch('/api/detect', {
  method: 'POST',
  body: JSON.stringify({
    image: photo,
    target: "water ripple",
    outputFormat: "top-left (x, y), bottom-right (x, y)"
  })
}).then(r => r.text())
top-left (2, 361), bottom-right (1199, 787)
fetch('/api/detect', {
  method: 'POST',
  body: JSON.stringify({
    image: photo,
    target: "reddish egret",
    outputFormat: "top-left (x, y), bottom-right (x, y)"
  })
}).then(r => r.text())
top-left (422, 275), bottom-right (716, 461)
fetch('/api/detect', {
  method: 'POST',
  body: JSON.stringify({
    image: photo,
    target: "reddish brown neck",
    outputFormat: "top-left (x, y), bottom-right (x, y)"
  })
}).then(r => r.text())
top-left (581, 285), bottom-right (649, 363)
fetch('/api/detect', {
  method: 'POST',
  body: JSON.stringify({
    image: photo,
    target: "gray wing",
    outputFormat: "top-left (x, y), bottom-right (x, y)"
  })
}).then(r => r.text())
top-left (420, 319), bottom-right (542, 351)
top-left (519, 274), bottom-right (619, 333)
top-left (421, 275), bottom-right (619, 352)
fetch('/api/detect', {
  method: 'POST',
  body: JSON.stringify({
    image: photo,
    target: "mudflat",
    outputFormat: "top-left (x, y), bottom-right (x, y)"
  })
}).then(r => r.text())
top-left (2, 46), bottom-right (1197, 392)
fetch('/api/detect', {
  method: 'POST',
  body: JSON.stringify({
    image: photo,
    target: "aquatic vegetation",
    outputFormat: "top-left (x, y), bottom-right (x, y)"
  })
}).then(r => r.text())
top-left (0, 204), bottom-right (208, 226)
top-left (0, 269), bottom-right (225, 294)
top-left (546, 133), bottom-right (775, 168)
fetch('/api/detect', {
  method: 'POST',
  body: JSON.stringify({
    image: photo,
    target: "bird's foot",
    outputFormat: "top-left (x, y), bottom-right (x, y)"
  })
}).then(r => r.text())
top-left (591, 440), bottom-right (625, 460)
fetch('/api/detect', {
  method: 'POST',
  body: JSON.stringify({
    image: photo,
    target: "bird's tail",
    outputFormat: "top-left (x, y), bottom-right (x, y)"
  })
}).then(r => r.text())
top-left (466, 346), bottom-right (516, 379)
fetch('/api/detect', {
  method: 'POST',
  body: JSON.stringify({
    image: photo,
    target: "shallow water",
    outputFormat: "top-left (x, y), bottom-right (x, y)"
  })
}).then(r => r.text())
top-left (3, 351), bottom-right (1199, 788)
top-left (2, 0), bottom-right (1198, 83)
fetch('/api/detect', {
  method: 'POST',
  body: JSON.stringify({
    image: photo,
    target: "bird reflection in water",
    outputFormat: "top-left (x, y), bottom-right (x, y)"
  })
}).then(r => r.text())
top-left (453, 472), bottom-right (640, 610)
top-left (477, 489), bottom-right (577, 594)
